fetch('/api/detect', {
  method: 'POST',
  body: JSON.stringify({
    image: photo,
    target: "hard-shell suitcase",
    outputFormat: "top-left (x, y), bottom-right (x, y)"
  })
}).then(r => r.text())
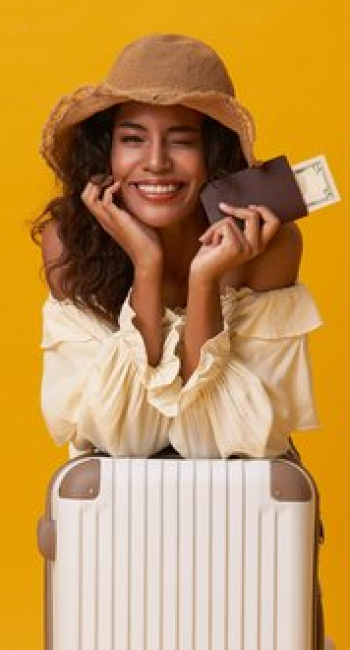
top-left (38, 453), bottom-right (322, 650)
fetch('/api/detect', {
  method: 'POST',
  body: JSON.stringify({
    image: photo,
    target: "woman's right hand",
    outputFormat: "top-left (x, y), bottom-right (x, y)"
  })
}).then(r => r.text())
top-left (81, 178), bottom-right (163, 273)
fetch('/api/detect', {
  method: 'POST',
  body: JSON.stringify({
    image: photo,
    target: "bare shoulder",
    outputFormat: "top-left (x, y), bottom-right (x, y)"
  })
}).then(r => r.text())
top-left (41, 220), bottom-right (66, 300)
top-left (41, 219), bottom-right (63, 262)
top-left (243, 222), bottom-right (303, 291)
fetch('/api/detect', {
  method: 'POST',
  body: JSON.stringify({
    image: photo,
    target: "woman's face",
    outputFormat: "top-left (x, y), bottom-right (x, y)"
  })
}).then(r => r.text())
top-left (110, 102), bottom-right (208, 228)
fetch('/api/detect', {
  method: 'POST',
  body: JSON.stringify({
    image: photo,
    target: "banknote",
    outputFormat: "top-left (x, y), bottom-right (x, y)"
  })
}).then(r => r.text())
top-left (292, 155), bottom-right (340, 212)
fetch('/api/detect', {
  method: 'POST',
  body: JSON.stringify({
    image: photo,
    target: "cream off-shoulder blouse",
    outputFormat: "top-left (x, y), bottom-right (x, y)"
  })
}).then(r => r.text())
top-left (40, 283), bottom-right (322, 459)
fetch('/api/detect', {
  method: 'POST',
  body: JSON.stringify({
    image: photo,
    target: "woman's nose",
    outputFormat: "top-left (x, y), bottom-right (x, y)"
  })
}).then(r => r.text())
top-left (143, 140), bottom-right (173, 172)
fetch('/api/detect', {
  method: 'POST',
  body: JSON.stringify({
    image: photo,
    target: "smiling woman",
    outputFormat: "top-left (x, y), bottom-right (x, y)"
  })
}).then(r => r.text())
top-left (34, 100), bottom-right (247, 320)
top-left (32, 33), bottom-right (321, 466)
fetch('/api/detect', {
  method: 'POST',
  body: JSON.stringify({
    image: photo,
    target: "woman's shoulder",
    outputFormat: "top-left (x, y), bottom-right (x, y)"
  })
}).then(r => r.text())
top-left (221, 281), bottom-right (322, 339)
top-left (238, 222), bottom-right (303, 292)
top-left (41, 219), bottom-right (66, 300)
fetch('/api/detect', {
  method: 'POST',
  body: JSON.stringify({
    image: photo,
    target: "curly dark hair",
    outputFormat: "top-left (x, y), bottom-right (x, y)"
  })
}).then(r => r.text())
top-left (31, 106), bottom-right (248, 325)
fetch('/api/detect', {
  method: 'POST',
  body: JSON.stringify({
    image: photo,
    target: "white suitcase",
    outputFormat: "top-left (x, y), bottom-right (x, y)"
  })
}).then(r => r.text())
top-left (38, 453), bottom-right (322, 650)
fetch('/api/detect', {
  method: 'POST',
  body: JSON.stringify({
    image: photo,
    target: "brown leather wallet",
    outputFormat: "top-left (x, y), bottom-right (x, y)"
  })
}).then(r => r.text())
top-left (200, 155), bottom-right (308, 225)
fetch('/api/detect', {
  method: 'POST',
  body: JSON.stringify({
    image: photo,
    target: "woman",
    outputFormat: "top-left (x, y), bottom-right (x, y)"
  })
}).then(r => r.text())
top-left (33, 33), bottom-right (322, 459)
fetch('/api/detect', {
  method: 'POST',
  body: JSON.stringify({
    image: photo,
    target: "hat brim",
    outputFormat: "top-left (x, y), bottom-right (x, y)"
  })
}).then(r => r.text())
top-left (41, 82), bottom-right (258, 177)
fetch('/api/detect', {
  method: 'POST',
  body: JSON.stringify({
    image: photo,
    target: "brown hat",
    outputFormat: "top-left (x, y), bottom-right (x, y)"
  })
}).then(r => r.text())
top-left (41, 33), bottom-right (258, 178)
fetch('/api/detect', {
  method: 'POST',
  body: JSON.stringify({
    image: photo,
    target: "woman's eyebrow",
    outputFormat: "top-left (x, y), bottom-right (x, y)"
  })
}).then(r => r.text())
top-left (115, 121), bottom-right (146, 131)
top-left (168, 125), bottom-right (200, 134)
top-left (115, 121), bottom-right (200, 134)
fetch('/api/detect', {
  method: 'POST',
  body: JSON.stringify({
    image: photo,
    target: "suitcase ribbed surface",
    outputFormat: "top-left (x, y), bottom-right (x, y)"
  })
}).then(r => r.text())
top-left (51, 458), bottom-right (315, 650)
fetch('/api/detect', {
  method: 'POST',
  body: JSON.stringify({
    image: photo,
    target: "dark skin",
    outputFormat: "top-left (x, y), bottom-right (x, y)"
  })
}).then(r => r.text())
top-left (42, 103), bottom-right (302, 381)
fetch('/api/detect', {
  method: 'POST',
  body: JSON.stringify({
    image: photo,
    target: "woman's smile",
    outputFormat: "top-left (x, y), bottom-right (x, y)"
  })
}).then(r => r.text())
top-left (130, 180), bottom-right (186, 202)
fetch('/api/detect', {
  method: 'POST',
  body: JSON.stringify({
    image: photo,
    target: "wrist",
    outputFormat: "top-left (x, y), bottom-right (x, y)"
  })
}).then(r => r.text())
top-left (189, 267), bottom-right (220, 292)
top-left (134, 258), bottom-right (163, 282)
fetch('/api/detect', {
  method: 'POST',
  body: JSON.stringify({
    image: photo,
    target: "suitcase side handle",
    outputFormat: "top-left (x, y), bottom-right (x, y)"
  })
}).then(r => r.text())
top-left (37, 516), bottom-right (56, 561)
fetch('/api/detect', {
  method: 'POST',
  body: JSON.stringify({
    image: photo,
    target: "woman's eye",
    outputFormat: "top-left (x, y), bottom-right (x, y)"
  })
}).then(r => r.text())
top-left (170, 140), bottom-right (196, 147)
top-left (120, 135), bottom-right (144, 143)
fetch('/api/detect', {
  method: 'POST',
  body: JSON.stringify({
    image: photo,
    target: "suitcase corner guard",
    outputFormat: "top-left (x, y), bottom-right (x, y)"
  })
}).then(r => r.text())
top-left (58, 457), bottom-right (101, 500)
top-left (270, 458), bottom-right (313, 502)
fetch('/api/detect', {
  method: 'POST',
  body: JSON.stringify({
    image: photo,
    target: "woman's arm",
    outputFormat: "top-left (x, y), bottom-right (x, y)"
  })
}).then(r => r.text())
top-left (182, 212), bottom-right (254, 381)
top-left (81, 179), bottom-right (164, 366)
top-left (181, 276), bottom-right (223, 381)
top-left (182, 208), bottom-right (300, 381)
top-left (130, 266), bottom-right (164, 366)
top-left (242, 222), bottom-right (303, 291)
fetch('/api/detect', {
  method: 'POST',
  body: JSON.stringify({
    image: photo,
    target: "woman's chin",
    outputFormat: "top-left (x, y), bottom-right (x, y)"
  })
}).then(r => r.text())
top-left (126, 202), bottom-right (193, 229)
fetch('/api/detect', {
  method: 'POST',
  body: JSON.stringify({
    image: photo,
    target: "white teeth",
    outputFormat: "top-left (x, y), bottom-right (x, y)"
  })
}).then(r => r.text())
top-left (137, 184), bottom-right (181, 194)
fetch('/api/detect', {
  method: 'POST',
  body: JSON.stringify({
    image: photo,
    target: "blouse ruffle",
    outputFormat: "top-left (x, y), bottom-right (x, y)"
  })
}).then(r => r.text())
top-left (40, 284), bottom-right (322, 459)
top-left (117, 293), bottom-right (183, 416)
top-left (220, 284), bottom-right (322, 338)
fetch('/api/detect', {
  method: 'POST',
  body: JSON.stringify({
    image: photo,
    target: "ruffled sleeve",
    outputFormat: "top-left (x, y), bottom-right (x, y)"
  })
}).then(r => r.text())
top-left (169, 284), bottom-right (323, 459)
top-left (117, 295), bottom-right (183, 416)
top-left (40, 293), bottom-right (182, 457)
top-left (41, 283), bottom-right (323, 460)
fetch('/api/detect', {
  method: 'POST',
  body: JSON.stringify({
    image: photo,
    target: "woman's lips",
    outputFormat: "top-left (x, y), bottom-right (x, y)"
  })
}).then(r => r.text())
top-left (132, 182), bottom-right (186, 202)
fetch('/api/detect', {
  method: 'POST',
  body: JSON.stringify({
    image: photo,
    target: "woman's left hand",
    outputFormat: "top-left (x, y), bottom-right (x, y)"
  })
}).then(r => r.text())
top-left (190, 204), bottom-right (280, 284)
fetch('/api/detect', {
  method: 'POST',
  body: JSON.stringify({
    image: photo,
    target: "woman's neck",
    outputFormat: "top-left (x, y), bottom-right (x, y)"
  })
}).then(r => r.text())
top-left (159, 207), bottom-right (208, 284)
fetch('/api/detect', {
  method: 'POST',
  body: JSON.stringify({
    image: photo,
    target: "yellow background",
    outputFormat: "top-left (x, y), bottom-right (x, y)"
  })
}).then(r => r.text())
top-left (1, 0), bottom-right (348, 647)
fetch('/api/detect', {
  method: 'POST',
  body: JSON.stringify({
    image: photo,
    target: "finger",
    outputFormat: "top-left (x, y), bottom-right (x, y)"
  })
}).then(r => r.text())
top-left (199, 216), bottom-right (241, 243)
top-left (82, 179), bottom-right (115, 205)
top-left (249, 204), bottom-right (278, 222)
top-left (217, 220), bottom-right (248, 252)
top-left (89, 173), bottom-right (114, 189)
top-left (219, 218), bottom-right (250, 252)
top-left (200, 220), bottom-right (231, 246)
top-left (231, 214), bottom-right (249, 237)
top-left (81, 182), bottom-right (108, 215)
top-left (249, 204), bottom-right (280, 246)
top-left (86, 197), bottom-right (114, 232)
top-left (219, 202), bottom-right (262, 238)
top-left (81, 180), bottom-right (100, 203)
top-left (219, 203), bottom-right (257, 220)
top-left (243, 210), bottom-right (261, 253)
top-left (202, 214), bottom-right (254, 258)
top-left (81, 182), bottom-right (116, 234)
top-left (101, 180), bottom-right (122, 210)
top-left (200, 227), bottom-right (223, 247)
top-left (199, 219), bottom-right (224, 242)
top-left (212, 229), bottom-right (222, 246)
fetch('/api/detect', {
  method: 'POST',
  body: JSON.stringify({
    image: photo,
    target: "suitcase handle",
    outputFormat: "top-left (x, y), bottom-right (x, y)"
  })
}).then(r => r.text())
top-left (37, 516), bottom-right (56, 561)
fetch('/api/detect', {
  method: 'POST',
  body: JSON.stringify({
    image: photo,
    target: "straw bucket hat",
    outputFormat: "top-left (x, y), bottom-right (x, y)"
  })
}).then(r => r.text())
top-left (41, 33), bottom-right (258, 178)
